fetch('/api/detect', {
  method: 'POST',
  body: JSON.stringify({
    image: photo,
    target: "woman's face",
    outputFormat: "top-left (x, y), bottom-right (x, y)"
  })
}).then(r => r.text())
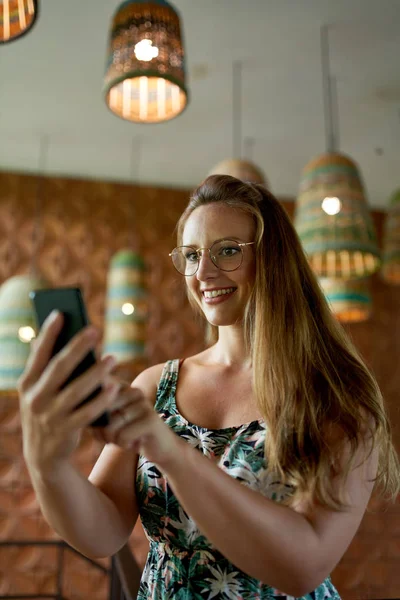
top-left (181, 203), bottom-right (256, 327)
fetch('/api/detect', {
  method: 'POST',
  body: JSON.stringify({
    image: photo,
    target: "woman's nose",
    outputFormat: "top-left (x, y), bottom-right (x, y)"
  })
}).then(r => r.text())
top-left (196, 251), bottom-right (218, 280)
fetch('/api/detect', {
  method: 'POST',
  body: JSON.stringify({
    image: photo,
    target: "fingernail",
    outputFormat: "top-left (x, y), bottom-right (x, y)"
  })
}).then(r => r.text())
top-left (48, 310), bottom-right (60, 323)
top-left (104, 355), bottom-right (116, 369)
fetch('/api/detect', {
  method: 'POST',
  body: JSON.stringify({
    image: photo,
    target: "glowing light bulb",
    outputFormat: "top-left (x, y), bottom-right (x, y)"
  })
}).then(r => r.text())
top-left (134, 39), bottom-right (159, 62)
top-left (122, 303), bottom-right (135, 315)
top-left (18, 326), bottom-right (36, 343)
top-left (322, 196), bottom-right (342, 216)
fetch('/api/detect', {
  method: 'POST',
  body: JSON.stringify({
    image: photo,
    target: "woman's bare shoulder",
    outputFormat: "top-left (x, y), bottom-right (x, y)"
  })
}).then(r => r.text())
top-left (130, 362), bottom-right (167, 403)
top-left (129, 354), bottom-right (209, 399)
top-left (130, 349), bottom-right (217, 401)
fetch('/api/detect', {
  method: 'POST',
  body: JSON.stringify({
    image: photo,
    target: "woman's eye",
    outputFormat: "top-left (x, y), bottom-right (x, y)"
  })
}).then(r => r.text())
top-left (220, 247), bottom-right (239, 257)
top-left (185, 252), bottom-right (198, 262)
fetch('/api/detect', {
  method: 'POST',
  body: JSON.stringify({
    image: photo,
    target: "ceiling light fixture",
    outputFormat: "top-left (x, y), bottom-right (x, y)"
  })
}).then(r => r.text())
top-left (104, 0), bottom-right (188, 124)
top-left (294, 25), bottom-right (380, 279)
top-left (0, 0), bottom-right (38, 44)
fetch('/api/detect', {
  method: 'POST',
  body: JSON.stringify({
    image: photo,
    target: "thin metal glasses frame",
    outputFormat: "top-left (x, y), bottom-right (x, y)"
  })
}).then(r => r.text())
top-left (169, 240), bottom-right (255, 276)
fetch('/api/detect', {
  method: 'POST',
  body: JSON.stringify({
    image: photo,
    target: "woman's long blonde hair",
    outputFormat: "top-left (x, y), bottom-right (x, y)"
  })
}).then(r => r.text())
top-left (177, 174), bottom-right (399, 511)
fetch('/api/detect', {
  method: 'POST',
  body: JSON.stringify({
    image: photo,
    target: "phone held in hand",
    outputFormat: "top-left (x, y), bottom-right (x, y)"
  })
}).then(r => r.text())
top-left (29, 287), bottom-right (109, 427)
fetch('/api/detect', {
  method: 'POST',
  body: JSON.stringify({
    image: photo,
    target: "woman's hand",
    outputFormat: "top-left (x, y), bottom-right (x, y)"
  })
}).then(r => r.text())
top-left (100, 383), bottom-right (182, 471)
top-left (18, 310), bottom-right (120, 478)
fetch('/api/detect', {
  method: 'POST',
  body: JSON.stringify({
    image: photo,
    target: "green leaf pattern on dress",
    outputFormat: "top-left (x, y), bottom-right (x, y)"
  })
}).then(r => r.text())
top-left (135, 359), bottom-right (341, 600)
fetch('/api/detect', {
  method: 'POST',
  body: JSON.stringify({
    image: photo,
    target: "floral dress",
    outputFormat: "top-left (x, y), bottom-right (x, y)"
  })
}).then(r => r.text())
top-left (135, 359), bottom-right (341, 600)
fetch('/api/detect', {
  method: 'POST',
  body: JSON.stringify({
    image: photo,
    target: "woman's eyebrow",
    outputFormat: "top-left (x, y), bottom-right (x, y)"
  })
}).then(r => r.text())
top-left (181, 236), bottom-right (243, 247)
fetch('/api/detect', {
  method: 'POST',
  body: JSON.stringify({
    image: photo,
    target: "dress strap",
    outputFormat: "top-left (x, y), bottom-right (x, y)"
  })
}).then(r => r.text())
top-left (159, 358), bottom-right (180, 382)
top-left (154, 359), bottom-right (180, 412)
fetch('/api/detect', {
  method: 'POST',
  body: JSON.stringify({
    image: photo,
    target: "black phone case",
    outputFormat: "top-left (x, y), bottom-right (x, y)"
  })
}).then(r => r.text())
top-left (30, 287), bottom-right (109, 427)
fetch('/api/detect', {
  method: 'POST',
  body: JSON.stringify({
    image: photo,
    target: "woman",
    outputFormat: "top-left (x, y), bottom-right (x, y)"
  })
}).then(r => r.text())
top-left (18, 175), bottom-right (399, 599)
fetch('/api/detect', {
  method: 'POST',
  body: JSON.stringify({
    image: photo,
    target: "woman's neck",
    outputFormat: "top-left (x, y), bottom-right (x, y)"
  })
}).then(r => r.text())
top-left (209, 325), bottom-right (252, 369)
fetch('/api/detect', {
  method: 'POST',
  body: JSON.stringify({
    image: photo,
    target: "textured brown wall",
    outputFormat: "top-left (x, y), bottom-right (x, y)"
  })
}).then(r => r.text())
top-left (0, 171), bottom-right (398, 599)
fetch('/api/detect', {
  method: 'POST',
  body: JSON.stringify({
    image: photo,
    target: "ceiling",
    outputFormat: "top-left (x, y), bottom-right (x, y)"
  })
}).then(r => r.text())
top-left (1, 0), bottom-right (400, 209)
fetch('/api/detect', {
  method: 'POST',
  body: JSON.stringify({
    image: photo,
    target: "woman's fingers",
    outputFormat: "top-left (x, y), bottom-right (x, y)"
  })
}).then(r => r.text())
top-left (107, 402), bottom-right (148, 436)
top-left (65, 380), bottom-right (120, 432)
top-left (50, 355), bottom-right (117, 418)
top-left (29, 327), bottom-right (100, 413)
top-left (102, 386), bottom-right (152, 444)
top-left (18, 310), bottom-right (64, 391)
top-left (42, 326), bottom-right (99, 392)
top-left (107, 383), bottom-right (143, 413)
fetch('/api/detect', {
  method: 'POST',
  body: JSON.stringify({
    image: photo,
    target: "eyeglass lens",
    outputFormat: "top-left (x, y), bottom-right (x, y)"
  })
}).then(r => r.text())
top-left (171, 240), bottom-right (243, 275)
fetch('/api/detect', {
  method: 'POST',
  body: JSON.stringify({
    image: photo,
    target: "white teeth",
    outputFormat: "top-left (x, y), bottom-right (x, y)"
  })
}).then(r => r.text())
top-left (203, 287), bottom-right (235, 298)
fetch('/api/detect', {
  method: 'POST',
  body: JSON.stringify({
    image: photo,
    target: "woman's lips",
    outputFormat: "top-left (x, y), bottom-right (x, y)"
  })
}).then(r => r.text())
top-left (202, 288), bottom-right (236, 304)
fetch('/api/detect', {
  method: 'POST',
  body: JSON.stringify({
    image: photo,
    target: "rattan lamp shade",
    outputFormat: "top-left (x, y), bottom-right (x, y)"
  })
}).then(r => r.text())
top-left (319, 277), bottom-right (372, 323)
top-left (381, 189), bottom-right (400, 285)
top-left (103, 250), bottom-right (147, 363)
top-left (1, 0), bottom-right (38, 43)
top-left (294, 152), bottom-right (380, 279)
top-left (208, 159), bottom-right (268, 186)
top-left (0, 275), bottom-right (45, 391)
top-left (104, 0), bottom-right (188, 124)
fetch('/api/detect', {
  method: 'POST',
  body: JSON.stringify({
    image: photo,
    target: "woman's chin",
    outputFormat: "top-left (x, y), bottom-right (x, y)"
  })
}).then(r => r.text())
top-left (204, 310), bottom-right (243, 328)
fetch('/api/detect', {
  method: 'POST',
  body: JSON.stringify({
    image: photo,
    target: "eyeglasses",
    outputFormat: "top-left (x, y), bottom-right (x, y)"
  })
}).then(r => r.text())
top-left (169, 239), bottom-right (255, 276)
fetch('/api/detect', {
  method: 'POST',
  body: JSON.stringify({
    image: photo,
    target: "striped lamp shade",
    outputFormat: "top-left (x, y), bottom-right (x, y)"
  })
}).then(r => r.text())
top-left (319, 277), bottom-right (372, 323)
top-left (208, 159), bottom-right (268, 186)
top-left (0, 274), bottom-right (45, 391)
top-left (1, 0), bottom-right (38, 44)
top-left (295, 152), bottom-right (380, 279)
top-left (382, 189), bottom-right (400, 285)
top-left (103, 250), bottom-right (147, 363)
top-left (104, 0), bottom-right (188, 123)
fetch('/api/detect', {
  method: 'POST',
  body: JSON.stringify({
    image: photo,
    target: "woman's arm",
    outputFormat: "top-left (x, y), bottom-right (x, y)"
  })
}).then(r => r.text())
top-left (19, 310), bottom-right (139, 560)
top-left (160, 433), bottom-right (378, 597)
top-left (32, 445), bottom-right (138, 559)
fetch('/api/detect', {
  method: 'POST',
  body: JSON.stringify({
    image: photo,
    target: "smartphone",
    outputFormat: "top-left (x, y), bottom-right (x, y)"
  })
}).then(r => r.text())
top-left (29, 287), bottom-right (109, 427)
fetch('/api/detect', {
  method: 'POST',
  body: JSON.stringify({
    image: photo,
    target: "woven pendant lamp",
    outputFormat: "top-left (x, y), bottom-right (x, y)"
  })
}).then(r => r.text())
top-left (296, 152), bottom-right (380, 278)
top-left (104, 0), bottom-right (188, 123)
top-left (0, 275), bottom-right (46, 391)
top-left (208, 158), bottom-right (267, 185)
top-left (103, 250), bottom-right (147, 363)
top-left (1, 0), bottom-right (38, 43)
top-left (319, 277), bottom-right (372, 323)
top-left (295, 26), bottom-right (380, 279)
top-left (381, 189), bottom-right (400, 285)
top-left (208, 62), bottom-right (268, 186)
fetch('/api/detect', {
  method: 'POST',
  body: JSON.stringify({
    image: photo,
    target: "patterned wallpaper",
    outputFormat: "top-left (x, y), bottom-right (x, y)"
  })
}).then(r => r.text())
top-left (0, 171), bottom-right (399, 599)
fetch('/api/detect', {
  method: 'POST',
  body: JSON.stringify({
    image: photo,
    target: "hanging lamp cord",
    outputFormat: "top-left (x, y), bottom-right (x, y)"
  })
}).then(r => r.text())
top-left (243, 136), bottom-right (255, 162)
top-left (232, 60), bottom-right (242, 159)
top-left (330, 75), bottom-right (340, 154)
top-left (320, 25), bottom-right (337, 154)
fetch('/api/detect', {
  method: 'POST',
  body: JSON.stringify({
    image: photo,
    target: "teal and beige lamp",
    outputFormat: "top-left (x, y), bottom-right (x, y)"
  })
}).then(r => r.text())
top-left (103, 250), bottom-right (147, 363)
top-left (0, 275), bottom-right (45, 392)
top-left (381, 189), bottom-right (400, 285)
top-left (208, 159), bottom-right (268, 186)
top-left (295, 152), bottom-right (380, 279)
top-left (0, 0), bottom-right (38, 43)
top-left (104, 0), bottom-right (188, 123)
top-left (319, 277), bottom-right (372, 323)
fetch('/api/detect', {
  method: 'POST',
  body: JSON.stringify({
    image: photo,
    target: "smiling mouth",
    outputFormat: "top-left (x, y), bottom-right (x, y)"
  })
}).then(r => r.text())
top-left (202, 287), bottom-right (236, 299)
